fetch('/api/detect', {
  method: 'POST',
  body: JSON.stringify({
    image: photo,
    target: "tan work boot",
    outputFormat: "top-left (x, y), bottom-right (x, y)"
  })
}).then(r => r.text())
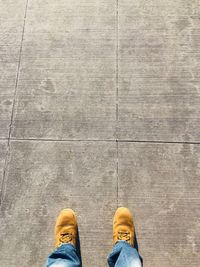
top-left (113, 207), bottom-right (135, 246)
top-left (55, 208), bottom-right (77, 248)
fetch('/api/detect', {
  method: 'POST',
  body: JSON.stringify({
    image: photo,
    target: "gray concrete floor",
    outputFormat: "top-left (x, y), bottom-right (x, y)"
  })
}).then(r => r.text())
top-left (0, 0), bottom-right (200, 266)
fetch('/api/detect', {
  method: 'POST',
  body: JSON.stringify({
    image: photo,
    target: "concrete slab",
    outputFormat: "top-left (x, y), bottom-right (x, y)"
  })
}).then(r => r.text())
top-left (25, 0), bottom-right (116, 32)
top-left (0, 0), bottom-right (27, 137)
top-left (118, 1), bottom-right (200, 142)
top-left (0, 141), bottom-right (117, 267)
top-left (12, 30), bottom-right (116, 139)
top-left (118, 142), bottom-right (200, 267)
top-left (12, 77), bottom-right (116, 139)
top-left (11, 0), bottom-right (117, 140)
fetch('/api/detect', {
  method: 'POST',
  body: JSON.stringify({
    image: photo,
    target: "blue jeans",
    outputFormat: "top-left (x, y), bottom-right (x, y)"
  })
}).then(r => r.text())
top-left (45, 241), bottom-right (142, 267)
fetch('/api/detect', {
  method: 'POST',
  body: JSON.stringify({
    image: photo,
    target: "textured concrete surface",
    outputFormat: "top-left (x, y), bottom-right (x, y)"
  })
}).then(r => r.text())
top-left (118, 1), bottom-right (200, 142)
top-left (0, 0), bottom-right (200, 267)
top-left (118, 142), bottom-right (200, 266)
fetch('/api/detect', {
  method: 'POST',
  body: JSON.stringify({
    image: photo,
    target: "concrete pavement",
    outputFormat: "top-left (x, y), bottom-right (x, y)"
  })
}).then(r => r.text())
top-left (0, 1), bottom-right (200, 266)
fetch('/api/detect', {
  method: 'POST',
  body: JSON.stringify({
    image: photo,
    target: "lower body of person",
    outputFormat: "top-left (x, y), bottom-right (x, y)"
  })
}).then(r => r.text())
top-left (45, 207), bottom-right (142, 267)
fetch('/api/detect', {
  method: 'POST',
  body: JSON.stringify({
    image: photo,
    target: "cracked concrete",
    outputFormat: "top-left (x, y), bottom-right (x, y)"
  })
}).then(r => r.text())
top-left (0, 0), bottom-right (200, 266)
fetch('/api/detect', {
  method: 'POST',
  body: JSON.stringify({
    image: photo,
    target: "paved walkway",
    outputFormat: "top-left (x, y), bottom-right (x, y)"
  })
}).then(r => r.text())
top-left (0, 1), bottom-right (200, 266)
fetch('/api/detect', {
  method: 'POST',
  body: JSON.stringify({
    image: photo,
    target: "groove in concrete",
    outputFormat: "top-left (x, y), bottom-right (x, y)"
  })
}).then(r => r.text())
top-left (8, 0), bottom-right (29, 143)
top-left (0, 0), bottom-right (29, 207)
top-left (115, 0), bottom-right (119, 122)
top-left (7, 137), bottom-right (200, 145)
top-left (116, 140), bottom-right (119, 207)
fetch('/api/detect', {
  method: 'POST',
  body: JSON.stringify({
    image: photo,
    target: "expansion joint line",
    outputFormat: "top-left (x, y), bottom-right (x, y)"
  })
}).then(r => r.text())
top-left (0, 0), bottom-right (29, 207)
top-left (116, 0), bottom-right (119, 207)
top-left (8, 0), bottom-right (29, 144)
top-left (116, 0), bottom-right (119, 122)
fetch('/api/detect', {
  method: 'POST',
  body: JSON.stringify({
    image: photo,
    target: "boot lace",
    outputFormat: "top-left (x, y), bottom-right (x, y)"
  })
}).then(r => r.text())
top-left (117, 231), bottom-right (130, 242)
top-left (59, 232), bottom-right (73, 244)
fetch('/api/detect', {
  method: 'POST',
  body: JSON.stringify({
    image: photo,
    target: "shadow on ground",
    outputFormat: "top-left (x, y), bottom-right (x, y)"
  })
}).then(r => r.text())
top-left (134, 231), bottom-right (143, 266)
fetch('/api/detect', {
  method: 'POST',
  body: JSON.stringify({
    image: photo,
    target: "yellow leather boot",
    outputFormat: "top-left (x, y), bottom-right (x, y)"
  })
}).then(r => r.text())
top-left (55, 208), bottom-right (77, 248)
top-left (113, 207), bottom-right (135, 246)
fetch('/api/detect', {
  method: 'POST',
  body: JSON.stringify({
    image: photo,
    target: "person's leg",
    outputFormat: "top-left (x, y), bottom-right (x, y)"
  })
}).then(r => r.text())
top-left (44, 209), bottom-right (81, 267)
top-left (45, 243), bottom-right (80, 267)
top-left (107, 241), bottom-right (141, 267)
top-left (107, 207), bottom-right (142, 267)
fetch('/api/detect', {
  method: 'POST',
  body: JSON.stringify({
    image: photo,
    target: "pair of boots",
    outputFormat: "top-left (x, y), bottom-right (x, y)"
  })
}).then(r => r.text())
top-left (45, 207), bottom-right (142, 267)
